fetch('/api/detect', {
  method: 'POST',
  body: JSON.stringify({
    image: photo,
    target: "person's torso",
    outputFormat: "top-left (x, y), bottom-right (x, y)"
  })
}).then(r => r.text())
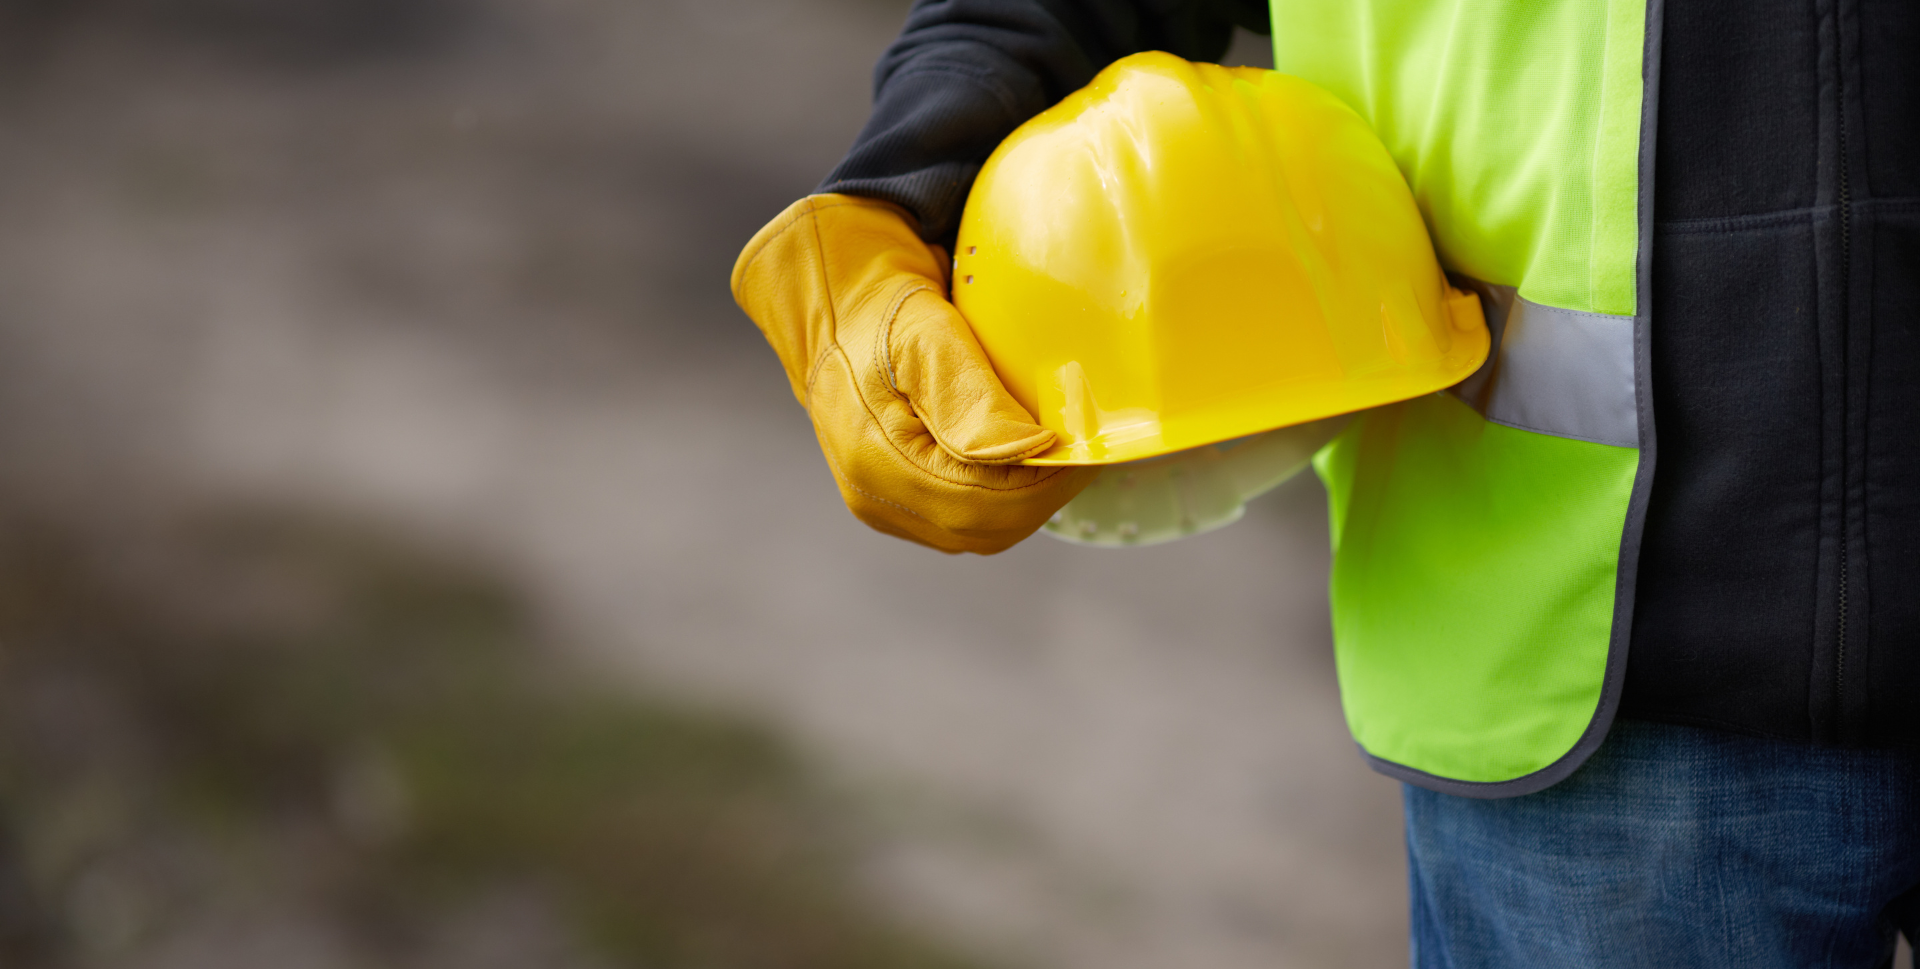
top-left (1627, 0), bottom-right (1920, 748)
top-left (1274, 0), bottom-right (1920, 793)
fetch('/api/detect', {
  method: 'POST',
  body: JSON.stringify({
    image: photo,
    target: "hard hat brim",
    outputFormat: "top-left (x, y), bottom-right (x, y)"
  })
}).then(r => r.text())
top-left (1016, 317), bottom-right (1488, 465)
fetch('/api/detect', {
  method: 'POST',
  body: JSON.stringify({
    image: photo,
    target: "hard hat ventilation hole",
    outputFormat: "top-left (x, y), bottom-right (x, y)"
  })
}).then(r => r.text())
top-left (967, 246), bottom-right (976, 255)
top-left (965, 275), bottom-right (974, 284)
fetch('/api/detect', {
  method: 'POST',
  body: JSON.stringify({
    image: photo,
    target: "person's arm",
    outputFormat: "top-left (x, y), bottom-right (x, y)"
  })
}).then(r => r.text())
top-left (822, 0), bottom-right (1271, 244)
top-left (733, 0), bottom-right (1268, 554)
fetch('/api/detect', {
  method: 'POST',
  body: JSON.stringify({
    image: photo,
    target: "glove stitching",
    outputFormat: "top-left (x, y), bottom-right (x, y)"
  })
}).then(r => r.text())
top-left (829, 338), bottom-right (1073, 494)
top-left (876, 281), bottom-right (934, 396)
top-left (963, 434), bottom-right (1058, 464)
top-left (840, 471), bottom-right (934, 524)
top-left (800, 203), bottom-right (848, 409)
top-left (804, 347), bottom-right (835, 409)
top-left (744, 195), bottom-right (944, 410)
top-left (763, 197), bottom-right (1066, 494)
top-left (870, 288), bottom-right (1060, 476)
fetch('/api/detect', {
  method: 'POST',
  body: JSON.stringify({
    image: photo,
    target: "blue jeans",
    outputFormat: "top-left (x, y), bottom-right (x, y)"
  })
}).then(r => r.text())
top-left (1405, 720), bottom-right (1920, 969)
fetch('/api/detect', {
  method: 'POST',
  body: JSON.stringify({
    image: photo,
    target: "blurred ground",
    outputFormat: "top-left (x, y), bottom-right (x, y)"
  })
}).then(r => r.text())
top-left (0, 2), bottom-right (1406, 967)
top-left (0, 505), bottom-right (994, 969)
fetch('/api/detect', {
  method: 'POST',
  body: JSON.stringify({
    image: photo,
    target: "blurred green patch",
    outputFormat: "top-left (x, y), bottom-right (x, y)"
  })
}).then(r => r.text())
top-left (0, 507), bottom-right (991, 969)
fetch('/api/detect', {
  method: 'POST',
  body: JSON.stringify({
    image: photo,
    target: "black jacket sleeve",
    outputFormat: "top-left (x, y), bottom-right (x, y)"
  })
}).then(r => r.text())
top-left (819, 0), bottom-right (1270, 245)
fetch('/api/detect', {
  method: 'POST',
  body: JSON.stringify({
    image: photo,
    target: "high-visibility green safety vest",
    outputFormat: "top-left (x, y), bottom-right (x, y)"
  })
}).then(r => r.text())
top-left (1274, 0), bottom-right (1658, 795)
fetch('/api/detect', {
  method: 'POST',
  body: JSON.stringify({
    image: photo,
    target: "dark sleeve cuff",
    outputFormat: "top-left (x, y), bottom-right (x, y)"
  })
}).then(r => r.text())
top-left (821, 61), bottom-right (1033, 242)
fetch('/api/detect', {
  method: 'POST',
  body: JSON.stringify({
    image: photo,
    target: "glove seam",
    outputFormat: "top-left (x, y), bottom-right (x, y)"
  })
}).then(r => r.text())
top-left (876, 281), bottom-right (934, 396)
top-left (800, 201), bottom-right (848, 409)
top-left (873, 284), bottom-right (1057, 469)
top-left (823, 449), bottom-right (935, 525)
top-left (743, 195), bottom-right (917, 411)
top-left (829, 339), bottom-right (1072, 492)
top-left (765, 197), bottom-right (1064, 491)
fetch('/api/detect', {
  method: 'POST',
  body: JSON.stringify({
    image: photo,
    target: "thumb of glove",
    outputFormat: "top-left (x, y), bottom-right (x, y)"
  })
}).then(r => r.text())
top-left (886, 288), bottom-right (1057, 464)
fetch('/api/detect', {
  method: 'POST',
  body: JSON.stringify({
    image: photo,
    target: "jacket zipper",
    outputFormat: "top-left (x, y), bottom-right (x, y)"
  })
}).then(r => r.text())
top-left (1834, 41), bottom-right (1853, 714)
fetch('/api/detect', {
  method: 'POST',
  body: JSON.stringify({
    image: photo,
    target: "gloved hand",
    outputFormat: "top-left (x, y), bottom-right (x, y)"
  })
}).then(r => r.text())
top-left (731, 194), bottom-right (1093, 554)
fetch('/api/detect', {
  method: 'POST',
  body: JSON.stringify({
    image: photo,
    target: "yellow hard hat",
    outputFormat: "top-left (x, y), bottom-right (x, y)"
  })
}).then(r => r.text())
top-left (952, 52), bottom-right (1489, 466)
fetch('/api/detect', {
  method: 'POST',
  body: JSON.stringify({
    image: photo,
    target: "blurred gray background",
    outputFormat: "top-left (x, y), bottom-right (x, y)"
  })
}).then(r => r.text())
top-left (0, 1), bottom-right (1405, 967)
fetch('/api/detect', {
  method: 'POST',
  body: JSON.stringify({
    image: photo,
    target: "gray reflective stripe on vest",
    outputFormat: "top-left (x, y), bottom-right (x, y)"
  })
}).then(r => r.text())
top-left (1447, 280), bottom-right (1639, 448)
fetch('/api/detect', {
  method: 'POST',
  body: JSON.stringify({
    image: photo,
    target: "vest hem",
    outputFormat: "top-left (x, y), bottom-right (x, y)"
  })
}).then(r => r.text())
top-left (1368, 0), bottom-right (1665, 801)
top-left (1357, 713), bottom-right (1617, 798)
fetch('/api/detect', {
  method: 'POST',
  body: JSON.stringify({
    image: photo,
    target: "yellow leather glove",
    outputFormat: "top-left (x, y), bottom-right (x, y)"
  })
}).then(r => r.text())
top-left (731, 194), bottom-right (1092, 554)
